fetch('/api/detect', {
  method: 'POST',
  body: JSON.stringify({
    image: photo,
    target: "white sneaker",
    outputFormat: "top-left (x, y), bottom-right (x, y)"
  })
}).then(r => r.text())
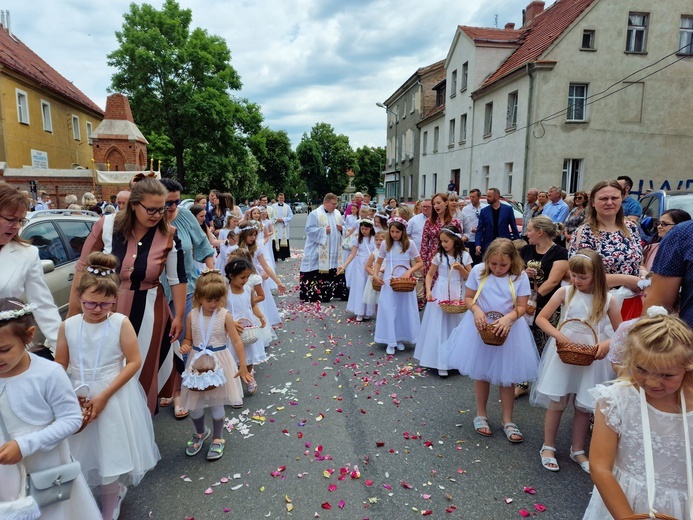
top-left (356, 315), bottom-right (363, 322)
top-left (386, 345), bottom-right (396, 355)
top-left (113, 483), bottom-right (127, 520)
top-left (438, 369), bottom-right (449, 377)
top-left (396, 342), bottom-right (406, 351)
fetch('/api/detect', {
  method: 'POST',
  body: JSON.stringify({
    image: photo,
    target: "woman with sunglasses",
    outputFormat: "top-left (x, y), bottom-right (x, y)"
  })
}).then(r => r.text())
top-left (68, 173), bottom-right (188, 414)
top-left (563, 190), bottom-right (589, 244)
top-left (641, 209), bottom-right (691, 271)
top-left (0, 182), bottom-right (62, 352)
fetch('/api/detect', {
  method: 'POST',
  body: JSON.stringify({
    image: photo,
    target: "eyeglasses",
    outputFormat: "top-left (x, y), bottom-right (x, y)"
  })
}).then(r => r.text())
top-left (80, 300), bottom-right (116, 310)
top-left (0, 214), bottom-right (29, 226)
top-left (137, 202), bottom-right (167, 215)
top-left (165, 199), bottom-right (182, 208)
top-left (657, 221), bottom-right (675, 228)
top-left (574, 196), bottom-right (584, 200)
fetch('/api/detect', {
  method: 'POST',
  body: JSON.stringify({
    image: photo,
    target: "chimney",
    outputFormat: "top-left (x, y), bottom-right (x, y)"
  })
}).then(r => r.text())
top-left (524, 1), bottom-right (545, 25)
top-left (6, 11), bottom-right (11, 38)
top-left (505, 22), bottom-right (515, 30)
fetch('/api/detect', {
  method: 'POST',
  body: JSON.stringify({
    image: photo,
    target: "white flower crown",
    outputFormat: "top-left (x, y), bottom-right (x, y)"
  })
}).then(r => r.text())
top-left (0, 302), bottom-right (36, 322)
top-left (86, 266), bottom-right (115, 276)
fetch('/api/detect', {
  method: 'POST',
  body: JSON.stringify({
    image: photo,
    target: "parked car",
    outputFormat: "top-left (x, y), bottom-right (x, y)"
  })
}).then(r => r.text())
top-left (292, 202), bottom-right (308, 214)
top-left (638, 190), bottom-right (693, 241)
top-left (20, 209), bottom-right (101, 317)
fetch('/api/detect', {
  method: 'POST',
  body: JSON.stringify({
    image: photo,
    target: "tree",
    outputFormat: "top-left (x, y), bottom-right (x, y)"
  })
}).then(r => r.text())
top-left (354, 146), bottom-right (385, 197)
top-left (248, 128), bottom-right (296, 197)
top-left (107, 0), bottom-right (262, 192)
top-left (296, 123), bottom-right (355, 199)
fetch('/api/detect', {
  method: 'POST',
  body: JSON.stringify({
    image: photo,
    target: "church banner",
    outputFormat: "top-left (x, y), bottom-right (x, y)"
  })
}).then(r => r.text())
top-left (93, 170), bottom-right (161, 185)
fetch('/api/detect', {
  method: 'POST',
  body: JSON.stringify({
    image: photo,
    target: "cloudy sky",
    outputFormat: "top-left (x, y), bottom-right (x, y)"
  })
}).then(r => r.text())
top-left (4, 0), bottom-right (552, 150)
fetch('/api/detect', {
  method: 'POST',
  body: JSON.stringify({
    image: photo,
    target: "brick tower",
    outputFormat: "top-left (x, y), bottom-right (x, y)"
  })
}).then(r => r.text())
top-left (91, 94), bottom-right (148, 171)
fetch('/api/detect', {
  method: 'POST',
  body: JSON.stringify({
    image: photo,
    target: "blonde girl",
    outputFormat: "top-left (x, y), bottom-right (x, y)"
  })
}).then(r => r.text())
top-left (179, 271), bottom-right (253, 461)
top-left (440, 238), bottom-right (537, 443)
top-left (531, 249), bottom-right (621, 473)
top-left (56, 252), bottom-right (159, 519)
top-left (584, 314), bottom-right (693, 519)
top-left (225, 257), bottom-right (267, 395)
top-left (372, 218), bottom-right (423, 355)
top-left (414, 225), bottom-right (471, 377)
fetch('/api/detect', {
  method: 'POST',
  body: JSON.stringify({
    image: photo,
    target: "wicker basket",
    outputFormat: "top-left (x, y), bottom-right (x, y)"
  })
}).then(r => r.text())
top-left (555, 318), bottom-right (598, 366)
top-left (479, 311), bottom-right (507, 346)
top-left (439, 273), bottom-right (467, 313)
top-left (525, 278), bottom-right (538, 316)
top-left (237, 318), bottom-right (259, 346)
top-left (389, 264), bottom-right (416, 292)
top-left (76, 396), bottom-right (90, 434)
top-left (371, 277), bottom-right (384, 292)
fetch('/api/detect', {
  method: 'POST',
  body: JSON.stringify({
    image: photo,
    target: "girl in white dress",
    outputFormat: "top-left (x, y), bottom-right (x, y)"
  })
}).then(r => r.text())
top-left (0, 299), bottom-right (101, 520)
top-left (372, 217), bottom-right (423, 355)
top-left (440, 238), bottom-right (538, 443)
top-left (260, 207), bottom-right (276, 273)
top-left (414, 225), bottom-right (472, 377)
top-left (179, 271), bottom-right (253, 461)
top-left (238, 223), bottom-right (285, 326)
top-left (56, 252), bottom-right (160, 520)
top-left (225, 257), bottom-right (267, 395)
top-left (342, 203), bottom-right (360, 263)
top-left (532, 250), bottom-right (622, 473)
top-left (337, 219), bottom-right (376, 321)
top-left (584, 313), bottom-right (693, 520)
top-left (362, 231), bottom-right (386, 310)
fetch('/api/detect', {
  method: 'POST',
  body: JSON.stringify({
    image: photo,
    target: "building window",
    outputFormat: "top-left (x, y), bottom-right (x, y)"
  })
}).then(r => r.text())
top-left (402, 99), bottom-right (407, 118)
top-left (679, 16), bottom-right (693, 55)
top-left (72, 115), bottom-right (81, 140)
top-left (409, 131), bottom-right (415, 160)
top-left (482, 166), bottom-right (490, 192)
top-left (400, 133), bottom-right (405, 162)
top-left (86, 121), bottom-right (93, 144)
top-left (460, 114), bottom-right (467, 143)
top-left (581, 29), bottom-right (596, 50)
top-left (435, 87), bottom-right (445, 106)
top-left (461, 62), bottom-right (468, 91)
top-left (626, 13), bottom-right (648, 53)
top-left (562, 159), bottom-right (584, 193)
top-left (451, 70), bottom-right (457, 96)
top-left (433, 126), bottom-right (440, 152)
top-left (423, 131), bottom-right (428, 155)
top-left (504, 163), bottom-right (514, 195)
top-left (506, 91), bottom-right (518, 129)
top-left (408, 175), bottom-right (413, 199)
top-left (421, 174), bottom-right (426, 197)
top-left (411, 92), bottom-right (416, 113)
top-left (433, 173), bottom-right (438, 193)
top-left (483, 102), bottom-right (493, 137)
top-left (41, 100), bottom-right (52, 132)
top-left (448, 118), bottom-right (456, 146)
top-left (567, 84), bottom-right (588, 121)
top-left (16, 89), bottom-right (29, 124)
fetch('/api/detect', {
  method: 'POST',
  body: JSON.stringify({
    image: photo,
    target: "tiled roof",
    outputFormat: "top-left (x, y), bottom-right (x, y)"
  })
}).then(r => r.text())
top-left (459, 26), bottom-right (522, 44)
top-left (481, 0), bottom-right (594, 88)
top-left (0, 27), bottom-right (103, 115)
top-left (420, 103), bottom-right (445, 123)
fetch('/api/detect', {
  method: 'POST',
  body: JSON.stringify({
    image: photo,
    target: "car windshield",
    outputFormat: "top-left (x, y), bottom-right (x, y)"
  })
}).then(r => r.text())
top-left (667, 194), bottom-right (693, 216)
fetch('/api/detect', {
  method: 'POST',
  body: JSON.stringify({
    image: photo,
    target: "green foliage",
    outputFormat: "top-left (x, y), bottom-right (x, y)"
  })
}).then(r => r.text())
top-left (296, 123), bottom-right (355, 199)
top-left (248, 127), bottom-right (296, 197)
top-left (354, 146), bottom-right (385, 197)
top-left (107, 0), bottom-right (261, 196)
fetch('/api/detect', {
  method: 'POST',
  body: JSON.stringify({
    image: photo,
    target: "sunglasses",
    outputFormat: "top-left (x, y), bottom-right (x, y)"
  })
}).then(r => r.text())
top-left (80, 300), bottom-right (116, 310)
top-left (137, 202), bottom-right (167, 215)
top-left (574, 196), bottom-right (584, 200)
top-left (165, 199), bottom-right (182, 208)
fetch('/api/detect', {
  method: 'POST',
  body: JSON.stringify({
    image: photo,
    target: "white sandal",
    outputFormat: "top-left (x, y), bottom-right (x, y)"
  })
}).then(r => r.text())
top-left (570, 448), bottom-right (590, 474)
top-left (540, 445), bottom-right (559, 472)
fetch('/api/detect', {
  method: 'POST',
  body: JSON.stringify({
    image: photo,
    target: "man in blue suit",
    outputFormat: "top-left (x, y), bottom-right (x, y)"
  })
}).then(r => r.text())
top-left (475, 188), bottom-right (520, 257)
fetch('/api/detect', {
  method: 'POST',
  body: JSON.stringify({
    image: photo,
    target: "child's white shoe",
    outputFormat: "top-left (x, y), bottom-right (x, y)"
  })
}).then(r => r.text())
top-left (396, 341), bottom-right (405, 351)
top-left (570, 448), bottom-right (590, 474)
top-left (386, 345), bottom-right (396, 355)
top-left (356, 315), bottom-right (363, 322)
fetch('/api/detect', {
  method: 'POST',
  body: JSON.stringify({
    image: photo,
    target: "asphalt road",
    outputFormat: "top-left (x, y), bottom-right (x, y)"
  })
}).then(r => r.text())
top-left (120, 212), bottom-right (594, 520)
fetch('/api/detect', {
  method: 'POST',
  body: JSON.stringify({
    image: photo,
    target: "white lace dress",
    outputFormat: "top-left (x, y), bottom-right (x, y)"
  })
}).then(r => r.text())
top-left (227, 285), bottom-right (267, 365)
top-left (583, 381), bottom-right (693, 519)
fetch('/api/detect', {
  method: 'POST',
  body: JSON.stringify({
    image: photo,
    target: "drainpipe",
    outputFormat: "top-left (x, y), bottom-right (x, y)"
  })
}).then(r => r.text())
top-left (522, 63), bottom-right (535, 204)
top-left (468, 97), bottom-right (476, 192)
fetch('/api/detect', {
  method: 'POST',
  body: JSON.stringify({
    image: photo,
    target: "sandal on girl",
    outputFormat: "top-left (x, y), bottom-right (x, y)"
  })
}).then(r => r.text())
top-left (502, 422), bottom-right (524, 443)
top-left (159, 397), bottom-right (173, 407)
top-left (570, 448), bottom-right (590, 474)
top-left (174, 406), bottom-right (189, 419)
top-left (207, 439), bottom-right (225, 461)
top-left (185, 427), bottom-right (211, 456)
top-left (540, 445), bottom-right (559, 471)
top-left (473, 416), bottom-right (492, 437)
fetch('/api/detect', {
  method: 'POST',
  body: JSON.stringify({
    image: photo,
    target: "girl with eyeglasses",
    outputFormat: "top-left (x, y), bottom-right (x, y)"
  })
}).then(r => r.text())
top-left (56, 252), bottom-right (159, 520)
top-left (68, 173), bottom-right (188, 415)
top-left (641, 209), bottom-right (691, 272)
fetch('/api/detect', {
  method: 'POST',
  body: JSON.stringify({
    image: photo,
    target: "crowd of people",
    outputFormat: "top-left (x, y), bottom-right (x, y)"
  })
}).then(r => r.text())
top-left (1, 174), bottom-right (693, 519)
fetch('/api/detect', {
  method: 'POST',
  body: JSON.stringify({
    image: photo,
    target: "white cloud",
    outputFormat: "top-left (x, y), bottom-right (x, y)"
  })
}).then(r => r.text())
top-left (3, 0), bottom-right (549, 149)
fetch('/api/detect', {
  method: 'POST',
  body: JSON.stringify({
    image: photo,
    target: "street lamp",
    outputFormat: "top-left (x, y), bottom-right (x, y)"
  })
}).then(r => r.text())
top-left (376, 102), bottom-right (399, 201)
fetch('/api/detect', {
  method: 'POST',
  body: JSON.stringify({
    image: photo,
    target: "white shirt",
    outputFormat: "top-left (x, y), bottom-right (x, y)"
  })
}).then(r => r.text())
top-left (462, 203), bottom-right (481, 241)
top-left (407, 213), bottom-right (427, 249)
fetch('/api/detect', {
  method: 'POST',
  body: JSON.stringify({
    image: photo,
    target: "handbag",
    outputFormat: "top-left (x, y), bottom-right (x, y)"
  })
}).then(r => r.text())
top-left (25, 461), bottom-right (81, 508)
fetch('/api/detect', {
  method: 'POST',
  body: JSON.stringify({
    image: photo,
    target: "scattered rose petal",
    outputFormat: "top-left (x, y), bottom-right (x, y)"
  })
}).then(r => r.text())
top-left (231, 484), bottom-right (243, 491)
top-left (224, 507), bottom-right (231, 513)
top-left (446, 506), bottom-right (457, 513)
top-left (520, 510), bottom-right (530, 517)
top-left (365, 480), bottom-right (374, 487)
top-left (383, 484), bottom-right (392, 490)
top-left (422, 494), bottom-right (431, 500)
top-left (422, 511), bottom-right (433, 516)
top-left (338, 500), bottom-right (345, 509)
top-left (328, 484), bottom-right (337, 492)
top-left (204, 488), bottom-right (213, 495)
top-left (316, 413), bottom-right (324, 421)
top-left (401, 481), bottom-right (413, 489)
top-left (523, 486), bottom-right (536, 495)
top-left (321, 502), bottom-right (331, 510)
top-left (535, 504), bottom-right (547, 512)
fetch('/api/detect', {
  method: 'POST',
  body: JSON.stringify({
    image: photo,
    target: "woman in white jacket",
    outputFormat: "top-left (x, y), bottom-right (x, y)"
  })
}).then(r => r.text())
top-left (0, 183), bottom-right (61, 351)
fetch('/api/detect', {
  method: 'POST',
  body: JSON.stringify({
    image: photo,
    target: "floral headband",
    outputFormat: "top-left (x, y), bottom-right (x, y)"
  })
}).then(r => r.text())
top-left (240, 220), bottom-right (262, 231)
top-left (440, 228), bottom-right (463, 239)
top-left (86, 266), bottom-right (116, 276)
top-left (375, 213), bottom-right (388, 220)
top-left (357, 219), bottom-right (374, 226)
top-left (0, 301), bottom-right (36, 322)
top-left (387, 216), bottom-right (408, 227)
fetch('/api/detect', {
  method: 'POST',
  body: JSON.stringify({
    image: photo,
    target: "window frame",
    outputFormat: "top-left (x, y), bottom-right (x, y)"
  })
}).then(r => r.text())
top-left (16, 89), bottom-right (29, 125)
top-left (41, 100), bottom-right (52, 132)
top-left (562, 159), bottom-right (584, 193)
top-left (422, 131), bottom-right (428, 155)
top-left (448, 118), bottom-right (456, 147)
top-left (461, 62), bottom-right (468, 92)
top-left (679, 16), bottom-right (693, 56)
top-left (506, 91), bottom-right (518, 130)
top-left (460, 113), bottom-right (467, 144)
top-left (483, 102), bottom-right (493, 137)
top-left (567, 83), bottom-right (588, 122)
top-left (421, 174), bottom-right (426, 197)
top-left (433, 126), bottom-right (440, 153)
top-left (450, 70), bottom-right (457, 97)
top-left (625, 12), bottom-right (649, 53)
top-left (86, 121), bottom-right (93, 144)
top-left (72, 114), bottom-right (81, 140)
top-left (581, 29), bottom-right (596, 51)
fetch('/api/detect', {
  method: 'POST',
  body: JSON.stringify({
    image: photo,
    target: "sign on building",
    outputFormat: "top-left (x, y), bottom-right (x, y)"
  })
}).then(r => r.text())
top-left (31, 149), bottom-right (49, 169)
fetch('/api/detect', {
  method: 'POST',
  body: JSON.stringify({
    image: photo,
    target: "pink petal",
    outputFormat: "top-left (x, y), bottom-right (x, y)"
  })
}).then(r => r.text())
top-left (401, 481), bottom-right (413, 489)
top-left (383, 483), bottom-right (392, 490)
top-left (523, 486), bottom-right (536, 495)
top-left (204, 487), bottom-right (213, 495)
top-left (328, 484), bottom-right (337, 492)
top-left (338, 500), bottom-right (345, 509)
top-left (321, 502), bottom-right (331, 509)
top-left (535, 504), bottom-right (547, 512)
top-left (519, 510), bottom-right (530, 517)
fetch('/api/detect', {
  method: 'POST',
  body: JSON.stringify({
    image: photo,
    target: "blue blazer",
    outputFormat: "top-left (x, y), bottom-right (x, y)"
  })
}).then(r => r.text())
top-left (475, 204), bottom-right (520, 252)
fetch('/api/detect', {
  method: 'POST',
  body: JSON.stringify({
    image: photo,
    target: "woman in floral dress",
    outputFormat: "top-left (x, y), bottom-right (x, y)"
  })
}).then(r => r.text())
top-left (420, 193), bottom-right (462, 279)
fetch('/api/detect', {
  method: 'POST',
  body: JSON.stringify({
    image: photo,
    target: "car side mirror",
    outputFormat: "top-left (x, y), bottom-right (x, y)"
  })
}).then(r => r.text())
top-left (41, 259), bottom-right (55, 274)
